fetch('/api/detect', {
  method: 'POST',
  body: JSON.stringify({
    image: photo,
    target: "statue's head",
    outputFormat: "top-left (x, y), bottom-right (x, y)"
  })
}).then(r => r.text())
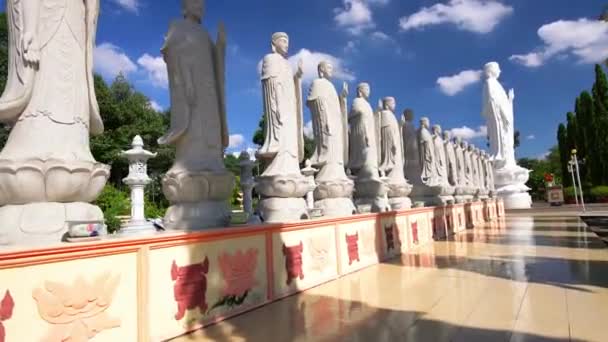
top-left (443, 130), bottom-right (451, 140)
top-left (420, 117), bottom-right (430, 129)
top-left (318, 61), bottom-right (334, 79)
top-left (357, 83), bottom-right (371, 99)
top-left (382, 97), bottom-right (396, 112)
top-left (468, 144), bottom-right (475, 151)
top-left (403, 109), bottom-right (414, 122)
top-left (182, 0), bottom-right (204, 23)
top-left (432, 124), bottom-right (442, 135)
top-left (454, 136), bottom-right (462, 145)
top-left (271, 32), bottom-right (289, 56)
top-left (462, 141), bottom-right (469, 149)
top-left (484, 61), bottom-right (501, 79)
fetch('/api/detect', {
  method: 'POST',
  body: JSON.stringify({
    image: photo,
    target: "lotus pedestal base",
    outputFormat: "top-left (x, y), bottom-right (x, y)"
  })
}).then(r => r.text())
top-left (354, 178), bottom-right (390, 214)
top-left (315, 198), bottom-right (356, 218)
top-left (258, 197), bottom-right (309, 223)
top-left (388, 197), bottom-right (412, 211)
top-left (163, 201), bottom-right (231, 231)
top-left (0, 202), bottom-right (104, 245)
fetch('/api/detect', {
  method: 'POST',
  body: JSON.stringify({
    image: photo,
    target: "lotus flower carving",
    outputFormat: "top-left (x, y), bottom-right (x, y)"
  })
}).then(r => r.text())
top-left (255, 175), bottom-right (309, 198)
top-left (32, 272), bottom-right (121, 341)
top-left (162, 170), bottom-right (234, 203)
top-left (0, 159), bottom-right (109, 206)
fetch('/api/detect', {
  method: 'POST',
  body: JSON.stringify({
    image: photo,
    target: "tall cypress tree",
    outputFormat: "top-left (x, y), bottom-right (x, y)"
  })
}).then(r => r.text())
top-left (574, 97), bottom-right (587, 160)
top-left (557, 124), bottom-right (570, 186)
top-left (566, 112), bottom-right (578, 151)
top-left (592, 64), bottom-right (608, 184)
top-left (580, 91), bottom-right (599, 184)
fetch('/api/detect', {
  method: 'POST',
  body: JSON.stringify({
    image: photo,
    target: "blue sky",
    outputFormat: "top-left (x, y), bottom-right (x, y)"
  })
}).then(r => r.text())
top-left (4, 0), bottom-right (608, 159)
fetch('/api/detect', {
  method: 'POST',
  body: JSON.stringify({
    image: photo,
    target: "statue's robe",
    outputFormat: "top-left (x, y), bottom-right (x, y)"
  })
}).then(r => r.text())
top-left (348, 97), bottom-right (378, 178)
top-left (433, 134), bottom-right (447, 184)
top-left (418, 127), bottom-right (437, 185)
top-left (307, 78), bottom-right (347, 168)
top-left (482, 77), bottom-right (515, 166)
top-left (258, 53), bottom-right (303, 176)
top-left (160, 18), bottom-right (228, 173)
top-left (378, 110), bottom-right (406, 184)
top-left (444, 141), bottom-right (458, 186)
top-left (0, 0), bottom-right (102, 161)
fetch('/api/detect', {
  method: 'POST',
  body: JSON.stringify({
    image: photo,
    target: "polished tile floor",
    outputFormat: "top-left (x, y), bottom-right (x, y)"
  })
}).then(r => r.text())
top-left (174, 215), bottom-right (608, 342)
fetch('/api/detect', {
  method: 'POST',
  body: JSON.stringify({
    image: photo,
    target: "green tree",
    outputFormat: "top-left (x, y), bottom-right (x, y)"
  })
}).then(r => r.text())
top-left (557, 123), bottom-right (570, 186)
top-left (566, 112), bottom-right (578, 151)
top-left (580, 91), bottom-right (599, 183)
top-left (592, 65), bottom-right (608, 183)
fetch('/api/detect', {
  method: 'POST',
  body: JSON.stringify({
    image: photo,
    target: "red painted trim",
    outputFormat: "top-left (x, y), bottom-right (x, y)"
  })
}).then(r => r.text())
top-left (0, 203), bottom-right (487, 268)
top-left (265, 232), bottom-right (274, 301)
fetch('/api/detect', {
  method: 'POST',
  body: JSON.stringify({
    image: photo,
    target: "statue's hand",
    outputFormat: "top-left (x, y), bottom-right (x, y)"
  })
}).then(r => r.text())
top-left (341, 82), bottom-right (349, 98)
top-left (296, 59), bottom-right (304, 79)
top-left (508, 88), bottom-right (515, 101)
top-left (22, 31), bottom-right (40, 64)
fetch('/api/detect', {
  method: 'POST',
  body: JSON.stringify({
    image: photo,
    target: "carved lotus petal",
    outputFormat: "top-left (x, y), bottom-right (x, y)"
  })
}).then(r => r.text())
top-left (387, 182), bottom-right (412, 198)
top-left (162, 170), bottom-right (234, 203)
top-left (255, 175), bottom-right (310, 198)
top-left (0, 159), bottom-right (110, 206)
top-left (315, 179), bottom-right (355, 199)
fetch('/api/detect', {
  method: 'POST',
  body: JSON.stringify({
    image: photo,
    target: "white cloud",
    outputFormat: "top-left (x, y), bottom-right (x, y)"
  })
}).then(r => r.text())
top-left (231, 146), bottom-right (258, 161)
top-left (137, 54), bottom-right (168, 88)
top-left (149, 100), bottom-right (163, 112)
top-left (113, 0), bottom-right (140, 13)
top-left (399, 0), bottom-right (513, 34)
top-left (526, 134), bottom-right (536, 140)
top-left (436, 69), bottom-right (482, 96)
top-left (228, 134), bottom-right (245, 149)
top-left (334, 0), bottom-right (390, 35)
top-left (509, 52), bottom-right (545, 68)
top-left (258, 49), bottom-right (355, 84)
top-left (344, 41), bottom-right (358, 54)
top-left (94, 43), bottom-right (137, 79)
top-left (449, 125), bottom-right (488, 140)
top-left (510, 18), bottom-right (608, 67)
top-left (303, 121), bottom-right (314, 139)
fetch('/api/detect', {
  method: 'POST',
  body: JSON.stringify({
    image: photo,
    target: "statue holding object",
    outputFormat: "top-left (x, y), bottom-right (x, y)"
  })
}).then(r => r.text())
top-left (255, 32), bottom-right (309, 222)
top-left (307, 62), bottom-right (355, 217)
top-left (159, 0), bottom-right (234, 230)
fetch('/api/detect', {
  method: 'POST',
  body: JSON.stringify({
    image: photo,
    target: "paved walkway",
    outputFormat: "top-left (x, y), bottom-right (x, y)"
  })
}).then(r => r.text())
top-left (175, 215), bottom-right (608, 342)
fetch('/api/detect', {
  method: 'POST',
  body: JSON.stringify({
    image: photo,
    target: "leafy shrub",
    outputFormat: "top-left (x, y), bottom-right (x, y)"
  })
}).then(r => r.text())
top-left (591, 186), bottom-right (608, 198)
top-left (564, 186), bottom-right (576, 198)
top-left (145, 197), bottom-right (166, 220)
top-left (94, 184), bottom-right (130, 233)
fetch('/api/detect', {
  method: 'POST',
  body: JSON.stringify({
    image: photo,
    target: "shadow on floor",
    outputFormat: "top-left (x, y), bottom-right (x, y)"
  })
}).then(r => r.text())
top-left (172, 291), bottom-right (583, 342)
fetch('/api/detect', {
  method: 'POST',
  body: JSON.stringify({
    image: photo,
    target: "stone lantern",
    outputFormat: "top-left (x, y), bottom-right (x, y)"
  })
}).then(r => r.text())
top-left (120, 136), bottom-right (157, 234)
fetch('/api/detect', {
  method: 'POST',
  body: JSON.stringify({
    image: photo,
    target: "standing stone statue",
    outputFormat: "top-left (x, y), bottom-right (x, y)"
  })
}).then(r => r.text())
top-left (255, 32), bottom-right (309, 222)
top-left (418, 118), bottom-right (438, 186)
top-left (402, 109), bottom-right (421, 182)
top-left (475, 147), bottom-right (489, 199)
top-left (160, 0), bottom-right (234, 230)
top-left (0, 0), bottom-right (111, 244)
top-left (462, 141), bottom-right (475, 201)
top-left (482, 61), bottom-right (531, 208)
top-left (443, 131), bottom-right (458, 187)
top-left (307, 62), bottom-right (355, 217)
top-left (432, 125), bottom-right (448, 185)
top-left (432, 125), bottom-right (455, 203)
top-left (468, 144), bottom-right (479, 195)
top-left (348, 83), bottom-right (389, 213)
top-left (408, 118), bottom-right (452, 206)
top-left (377, 97), bottom-right (412, 210)
top-left (483, 151), bottom-right (496, 197)
top-left (452, 136), bottom-right (467, 203)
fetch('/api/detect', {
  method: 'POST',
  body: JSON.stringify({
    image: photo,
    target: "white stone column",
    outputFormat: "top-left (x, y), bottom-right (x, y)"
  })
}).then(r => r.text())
top-left (120, 136), bottom-right (157, 234)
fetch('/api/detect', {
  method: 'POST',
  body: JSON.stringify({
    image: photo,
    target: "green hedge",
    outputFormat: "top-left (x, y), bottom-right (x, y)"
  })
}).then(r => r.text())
top-left (591, 186), bottom-right (608, 198)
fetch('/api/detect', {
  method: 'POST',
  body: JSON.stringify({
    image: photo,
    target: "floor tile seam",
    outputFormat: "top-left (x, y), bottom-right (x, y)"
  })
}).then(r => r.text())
top-left (507, 283), bottom-right (529, 342)
top-left (447, 279), bottom-right (501, 342)
top-left (564, 289), bottom-right (572, 342)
